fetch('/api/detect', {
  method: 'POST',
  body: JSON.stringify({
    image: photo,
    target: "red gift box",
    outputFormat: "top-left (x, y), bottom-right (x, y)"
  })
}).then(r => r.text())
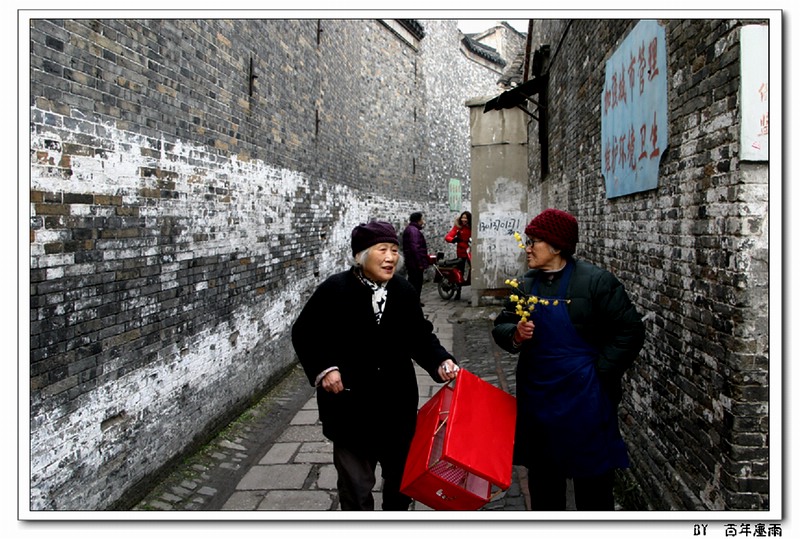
top-left (400, 368), bottom-right (517, 510)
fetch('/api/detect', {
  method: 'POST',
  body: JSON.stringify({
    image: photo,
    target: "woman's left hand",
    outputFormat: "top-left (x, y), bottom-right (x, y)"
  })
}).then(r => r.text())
top-left (438, 359), bottom-right (459, 382)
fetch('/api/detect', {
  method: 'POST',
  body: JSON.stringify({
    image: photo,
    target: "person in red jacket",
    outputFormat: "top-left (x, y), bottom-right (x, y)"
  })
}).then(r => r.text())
top-left (444, 211), bottom-right (472, 299)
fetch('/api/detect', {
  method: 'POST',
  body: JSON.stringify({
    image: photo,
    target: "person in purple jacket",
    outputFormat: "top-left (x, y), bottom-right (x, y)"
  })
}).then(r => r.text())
top-left (401, 212), bottom-right (430, 305)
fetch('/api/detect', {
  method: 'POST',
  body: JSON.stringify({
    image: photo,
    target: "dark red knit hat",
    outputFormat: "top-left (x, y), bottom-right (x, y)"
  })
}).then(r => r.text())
top-left (351, 221), bottom-right (399, 256)
top-left (524, 208), bottom-right (579, 256)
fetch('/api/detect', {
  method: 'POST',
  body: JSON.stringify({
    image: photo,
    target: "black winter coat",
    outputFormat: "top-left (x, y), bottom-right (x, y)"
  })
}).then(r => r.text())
top-left (492, 258), bottom-right (645, 404)
top-left (292, 269), bottom-right (454, 454)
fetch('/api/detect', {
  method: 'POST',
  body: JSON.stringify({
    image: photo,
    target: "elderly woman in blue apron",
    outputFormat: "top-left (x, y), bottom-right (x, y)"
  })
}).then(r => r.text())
top-left (492, 209), bottom-right (645, 510)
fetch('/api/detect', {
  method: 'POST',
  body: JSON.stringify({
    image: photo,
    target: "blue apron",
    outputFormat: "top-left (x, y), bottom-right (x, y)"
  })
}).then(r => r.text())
top-left (514, 260), bottom-right (629, 477)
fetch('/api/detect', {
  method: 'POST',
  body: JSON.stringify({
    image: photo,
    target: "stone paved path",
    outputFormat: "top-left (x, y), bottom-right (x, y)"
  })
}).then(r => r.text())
top-left (133, 283), bottom-right (530, 512)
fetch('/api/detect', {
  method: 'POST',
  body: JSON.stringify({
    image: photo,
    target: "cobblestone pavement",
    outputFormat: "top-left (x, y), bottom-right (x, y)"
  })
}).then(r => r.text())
top-left (132, 283), bottom-right (531, 513)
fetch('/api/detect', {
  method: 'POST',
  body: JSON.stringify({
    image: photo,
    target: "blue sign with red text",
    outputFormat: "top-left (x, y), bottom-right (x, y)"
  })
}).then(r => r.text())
top-left (601, 20), bottom-right (668, 198)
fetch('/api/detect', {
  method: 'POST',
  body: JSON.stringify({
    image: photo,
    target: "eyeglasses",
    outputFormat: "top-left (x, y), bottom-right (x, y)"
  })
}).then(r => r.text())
top-left (525, 238), bottom-right (544, 247)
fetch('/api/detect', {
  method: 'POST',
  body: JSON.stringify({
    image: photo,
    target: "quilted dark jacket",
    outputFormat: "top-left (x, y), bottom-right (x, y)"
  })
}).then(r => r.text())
top-left (492, 258), bottom-right (645, 403)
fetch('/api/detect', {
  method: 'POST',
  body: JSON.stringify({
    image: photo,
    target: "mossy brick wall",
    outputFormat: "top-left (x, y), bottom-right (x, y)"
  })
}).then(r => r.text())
top-left (525, 19), bottom-right (770, 510)
top-left (28, 18), bottom-right (500, 510)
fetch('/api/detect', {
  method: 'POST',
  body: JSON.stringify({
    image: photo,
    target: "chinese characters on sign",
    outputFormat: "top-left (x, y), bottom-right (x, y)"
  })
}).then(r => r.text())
top-left (740, 25), bottom-right (769, 161)
top-left (601, 20), bottom-right (668, 198)
top-left (448, 178), bottom-right (462, 211)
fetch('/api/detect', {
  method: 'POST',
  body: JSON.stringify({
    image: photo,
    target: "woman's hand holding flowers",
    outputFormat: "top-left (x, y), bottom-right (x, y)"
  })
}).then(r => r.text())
top-left (513, 320), bottom-right (535, 345)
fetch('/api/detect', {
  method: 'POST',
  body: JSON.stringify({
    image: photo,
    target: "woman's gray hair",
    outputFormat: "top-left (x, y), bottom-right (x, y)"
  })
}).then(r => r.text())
top-left (353, 246), bottom-right (404, 272)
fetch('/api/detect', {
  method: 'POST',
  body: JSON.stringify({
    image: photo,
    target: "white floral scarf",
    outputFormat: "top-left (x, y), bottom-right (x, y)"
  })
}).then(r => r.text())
top-left (356, 269), bottom-right (388, 324)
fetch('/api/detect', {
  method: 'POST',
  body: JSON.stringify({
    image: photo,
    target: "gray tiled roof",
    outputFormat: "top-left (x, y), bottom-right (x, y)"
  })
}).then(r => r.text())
top-left (397, 19), bottom-right (426, 40)
top-left (497, 47), bottom-right (526, 88)
top-left (461, 35), bottom-right (506, 66)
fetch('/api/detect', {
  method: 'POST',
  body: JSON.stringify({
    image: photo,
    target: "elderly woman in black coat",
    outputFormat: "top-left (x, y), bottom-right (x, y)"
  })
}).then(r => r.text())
top-left (292, 220), bottom-right (459, 511)
top-left (492, 208), bottom-right (645, 511)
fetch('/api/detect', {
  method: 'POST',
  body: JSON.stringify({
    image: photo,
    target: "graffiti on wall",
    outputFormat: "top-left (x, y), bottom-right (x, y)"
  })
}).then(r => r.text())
top-left (476, 210), bottom-right (526, 285)
top-left (601, 19), bottom-right (668, 198)
top-left (477, 215), bottom-right (523, 237)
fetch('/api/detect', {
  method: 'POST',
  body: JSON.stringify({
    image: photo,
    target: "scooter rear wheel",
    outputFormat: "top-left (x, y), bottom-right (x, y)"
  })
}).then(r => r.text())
top-left (438, 277), bottom-right (457, 300)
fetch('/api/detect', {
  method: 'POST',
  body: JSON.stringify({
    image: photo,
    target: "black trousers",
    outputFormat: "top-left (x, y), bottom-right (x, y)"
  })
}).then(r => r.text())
top-left (456, 257), bottom-right (468, 275)
top-left (527, 468), bottom-right (616, 510)
top-left (333, 443), bottom-right (412, 511)
top-left (407, 268), bottom-right (424, 300)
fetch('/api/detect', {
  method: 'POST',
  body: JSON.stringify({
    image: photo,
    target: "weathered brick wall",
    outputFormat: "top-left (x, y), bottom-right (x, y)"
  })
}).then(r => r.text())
top-left (422, 20), bottom-right (510, 218)
top-left (525, 18), bottom-right (770, 510)
top-left (28, 18), bottom-right (500, 510)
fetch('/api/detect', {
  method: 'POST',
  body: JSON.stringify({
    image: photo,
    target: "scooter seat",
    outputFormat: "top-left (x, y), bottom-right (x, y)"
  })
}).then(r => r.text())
top-left (439, 258), bottom-right (462, 267)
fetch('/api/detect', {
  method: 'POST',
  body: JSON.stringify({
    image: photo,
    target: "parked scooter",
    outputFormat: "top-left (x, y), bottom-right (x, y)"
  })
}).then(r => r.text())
top-left (429, 249), bottom-right (471, 300)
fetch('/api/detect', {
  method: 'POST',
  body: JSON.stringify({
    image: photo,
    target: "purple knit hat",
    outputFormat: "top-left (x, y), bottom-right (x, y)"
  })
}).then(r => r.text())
top-left (524, 208), bottom-right (579, 256)
top-left (351, 221), bottom-right (399, 256)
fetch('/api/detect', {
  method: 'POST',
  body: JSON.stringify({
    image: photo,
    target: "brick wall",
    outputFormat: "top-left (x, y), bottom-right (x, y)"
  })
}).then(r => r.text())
top-left (524, 18), bottom-right (771, 510)
top-left (28, 18), bottom-right (501, 510)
